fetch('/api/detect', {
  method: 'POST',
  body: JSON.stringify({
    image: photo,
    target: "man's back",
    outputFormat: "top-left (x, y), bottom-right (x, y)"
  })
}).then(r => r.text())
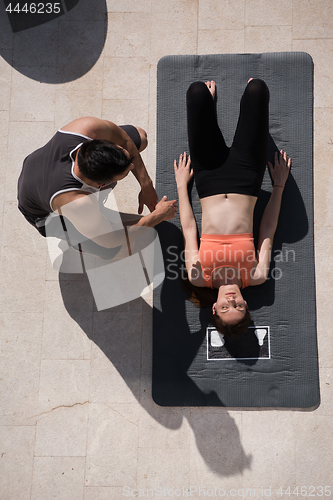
top-left (17, 130), bottom-right (97, 228)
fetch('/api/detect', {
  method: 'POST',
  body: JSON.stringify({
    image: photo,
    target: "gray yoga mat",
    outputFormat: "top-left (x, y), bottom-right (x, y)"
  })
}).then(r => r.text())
top-left (152, 52), bottom-right (319, 408)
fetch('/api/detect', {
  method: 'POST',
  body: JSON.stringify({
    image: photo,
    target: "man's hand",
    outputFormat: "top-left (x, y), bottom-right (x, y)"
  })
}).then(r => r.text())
top-left (135, 195), bottom-right (178, 227)
top-left (138, 179), bottom-right (159, 214)
top-left (153, 195), bottom-right (178, 222)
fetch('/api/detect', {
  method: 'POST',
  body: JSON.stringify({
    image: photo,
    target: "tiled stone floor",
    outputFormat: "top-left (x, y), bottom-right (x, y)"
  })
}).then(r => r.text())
top-left (0, 0), bottom-right (332, 499)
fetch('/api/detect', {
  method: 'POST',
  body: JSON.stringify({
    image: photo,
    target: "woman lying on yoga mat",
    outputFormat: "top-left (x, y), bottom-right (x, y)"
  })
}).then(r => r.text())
top-left (174, 79), bottom-right (291, 338)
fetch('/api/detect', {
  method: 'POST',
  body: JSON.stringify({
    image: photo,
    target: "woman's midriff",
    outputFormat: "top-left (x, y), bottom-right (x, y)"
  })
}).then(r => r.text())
top-left (200, 193), bottom-right (257, 235)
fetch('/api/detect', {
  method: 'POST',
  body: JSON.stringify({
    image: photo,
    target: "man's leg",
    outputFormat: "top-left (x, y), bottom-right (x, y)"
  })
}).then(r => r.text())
top-left (135, 126), bottom-right (148, 153)
top-left (119, 124), bottom-right (147, 152)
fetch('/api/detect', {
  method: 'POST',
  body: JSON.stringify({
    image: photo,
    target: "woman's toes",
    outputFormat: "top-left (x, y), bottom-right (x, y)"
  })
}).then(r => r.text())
top-left (205, 80), bottom-right (216, 98)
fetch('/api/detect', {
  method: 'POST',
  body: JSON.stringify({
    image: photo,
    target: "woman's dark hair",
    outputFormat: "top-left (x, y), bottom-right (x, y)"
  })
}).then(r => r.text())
top-left (211, 307), bottom-right (251, 339)
top-left (77, 139), bottom-right (133, 183)
top-left (181, 272), bottom-right (251, 339)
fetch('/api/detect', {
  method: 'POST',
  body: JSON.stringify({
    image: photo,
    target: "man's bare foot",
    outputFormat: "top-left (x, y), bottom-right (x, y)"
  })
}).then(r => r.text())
top-left (205, 80), bottom-right (216, 99)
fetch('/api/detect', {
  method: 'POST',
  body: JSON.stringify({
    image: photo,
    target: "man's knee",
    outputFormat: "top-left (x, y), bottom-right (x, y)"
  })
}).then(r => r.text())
top-left (135, 126), bottom-right (148, 152)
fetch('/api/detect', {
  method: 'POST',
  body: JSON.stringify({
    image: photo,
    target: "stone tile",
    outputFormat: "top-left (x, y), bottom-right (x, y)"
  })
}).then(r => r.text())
top-left (38, 359), bottom-right (90, 413)
top-left (6, 121), bottom-right (54, 203)
top-left (0, 219), bottom-right (47, 313)
top-left (314, 227), bottom-right (333, 292)
top-left (10, 70), bottom-right (56, 122)
top-left (315, 290), bottom-right (333, 369)
top-left (137, 447), bottom-right (190, 489)
top-left (245, 0), bottom-right (292, 26)
top-left (139, 376), bottom-right (191, 449)
top-left (103, 57), bottom-right (150, 101)
top-left (189, 469), bottom-right (245, 495)
top-left (56, 56), bottom-right (104, 92)
top-left (104, 13), bottom-right (151, 58)
top-left (150, 11), bottom-right (198, 65)
top-left (151, 0), bottom-right (198, 13)
top-left (241, 412), bottom-right (296, 488)
top-left (106, 0), bottom-right (151, 12)
top-left (0, 426), bottom-right (35, 500)
top-left (245, 26), bottom-right (292, 52)
top-left (0, 111), bottom-right (9, 231)
top-left (314, 108), bottom-right (333, 164)
top-left (0, 55), bottom-right (12, 112)
top-left (57, 20), bottom-right (107, 84)
top-left (292, 40), bottom-right (333, 108)
top-left (89, 307), bottom-right (142, 403)
top-left (102, 99), bottom-right (149, 132)
top-left (42, 279), bottom-right (93, 360)
top-left (31, 457), bottom-right (85, 500)
top-left (144, 65), bottom-right (158, 189)
top-left (0, 6), bottom-right (13, 49)
top-left (314, 368), bottom-right (333, 415)
top-left (199, 0), bottom-right (245, 31)
top-left (189, 411), bottom-right (247, 482)
top-left (64, 0), bottom-right (107, 21)
top-left (84, 487), bottom-right (128, 499)
top-left (12, 21), bottom-right (58, 68)
top-left (54, 90), bottom-right (103, 130)
top-left (0, 110), bottom-right (9, 139)
top-left (314, 108), bottom-right (333, 227)
top-left (1, 201), bottom-right (46, 258)
top-left (198, 30), bottom-right (245, 54)
top-left (0, 313), bottom-right (43, 425)
top-left (35, 404), bottom-right (88, 457)
top-left (0, 270), bottom-right (46, 314)
top-left (293, 0), bottom-right (333, 39)
top-left (294, 413), bottom-right (333, 484)
top-left (86, 403), bottom-right (139, 486)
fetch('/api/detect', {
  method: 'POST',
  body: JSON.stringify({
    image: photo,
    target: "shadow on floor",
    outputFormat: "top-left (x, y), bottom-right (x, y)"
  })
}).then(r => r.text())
top-left (58, 270), bottom-right (252, 477)
top-left (0, 0), bottom-right (107, 83)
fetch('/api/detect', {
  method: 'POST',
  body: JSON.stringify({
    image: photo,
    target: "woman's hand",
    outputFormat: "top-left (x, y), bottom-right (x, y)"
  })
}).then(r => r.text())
top-left (268, 150), bottom-right (291, 187)
top-left (174, 152), bottom-right (193, 189)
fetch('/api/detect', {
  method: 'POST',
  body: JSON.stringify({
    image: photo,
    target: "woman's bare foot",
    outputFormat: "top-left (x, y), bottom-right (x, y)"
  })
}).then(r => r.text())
top-left (205, 80), bottom-right (216, 99)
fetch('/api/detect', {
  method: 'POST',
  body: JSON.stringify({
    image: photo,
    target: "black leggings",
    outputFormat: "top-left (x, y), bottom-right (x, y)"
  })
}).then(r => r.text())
top-left (186, 79), bottom-right (269, 198)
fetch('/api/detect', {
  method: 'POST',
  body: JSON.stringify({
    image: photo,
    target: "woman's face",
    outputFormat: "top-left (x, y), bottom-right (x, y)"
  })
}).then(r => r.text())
top-left (212, 285), bottom-right (247, 326)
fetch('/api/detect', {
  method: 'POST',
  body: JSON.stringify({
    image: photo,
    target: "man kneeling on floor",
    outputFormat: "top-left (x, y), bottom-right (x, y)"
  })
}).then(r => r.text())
top-left (17, 117), bottom-right (177, 258)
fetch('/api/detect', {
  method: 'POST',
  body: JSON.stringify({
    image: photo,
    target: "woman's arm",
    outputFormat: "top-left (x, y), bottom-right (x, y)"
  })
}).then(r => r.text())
top-left (251, 150), bottom-right (291, 284)
top-left (174, 153), bottom-right (204, 285)
top-left (174, 153), bottom-right (196, 232)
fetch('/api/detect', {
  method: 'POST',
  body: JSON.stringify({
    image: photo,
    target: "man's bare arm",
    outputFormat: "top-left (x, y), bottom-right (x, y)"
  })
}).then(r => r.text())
top-left (61, 117), bottom-right (158, 212)
top-left (58, 192), bottom-right (177, 250)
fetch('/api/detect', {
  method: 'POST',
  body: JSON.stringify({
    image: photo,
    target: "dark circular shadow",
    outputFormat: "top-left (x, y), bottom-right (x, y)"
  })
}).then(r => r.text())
top-left (0, 0), bottom-right (107, 83)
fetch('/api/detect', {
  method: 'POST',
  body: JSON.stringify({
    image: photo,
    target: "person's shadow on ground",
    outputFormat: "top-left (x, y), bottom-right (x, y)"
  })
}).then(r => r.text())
top-left (0, 0), bottom-right (107, 83)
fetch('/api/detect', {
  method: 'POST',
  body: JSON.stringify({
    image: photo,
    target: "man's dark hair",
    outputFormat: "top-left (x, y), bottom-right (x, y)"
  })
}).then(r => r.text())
top-left (77, 139), bottom-right (133, 183)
